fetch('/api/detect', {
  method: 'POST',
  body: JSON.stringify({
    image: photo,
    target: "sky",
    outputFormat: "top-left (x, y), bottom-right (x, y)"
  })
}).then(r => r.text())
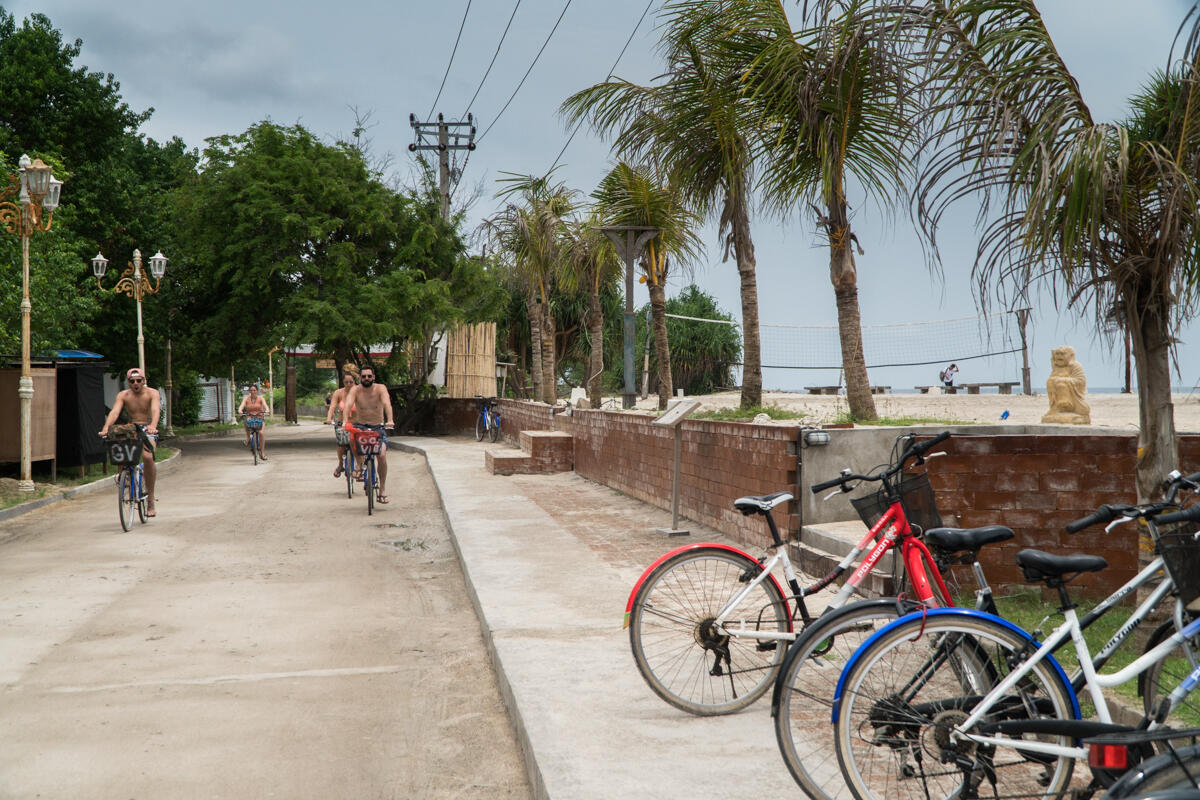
top-left (7, 0), bottom-right (1200, 394)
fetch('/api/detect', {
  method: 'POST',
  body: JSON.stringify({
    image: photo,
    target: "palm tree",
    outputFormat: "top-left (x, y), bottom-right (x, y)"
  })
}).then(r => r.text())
top-left (873, 0), bottom-right (1200, 504)
top-left (699, 0), bottom-right (922, 421)
top-left (481, 172), bottom-right (577, 404)
top-left (592, 162), bottom-right (703, 409)
top-left (561, 2), bottom-right (765, 408)
top-left (560, 212), bottom-right (622, 407)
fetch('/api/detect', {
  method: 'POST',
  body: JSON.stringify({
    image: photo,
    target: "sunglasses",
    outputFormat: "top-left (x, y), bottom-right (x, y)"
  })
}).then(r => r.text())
top-left (129, 377), bottom-right (144, 384)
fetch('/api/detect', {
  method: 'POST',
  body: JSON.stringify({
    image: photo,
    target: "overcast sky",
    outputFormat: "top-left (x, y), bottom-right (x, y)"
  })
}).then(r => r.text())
top-left (8, 0), bottom-right (1200, 394)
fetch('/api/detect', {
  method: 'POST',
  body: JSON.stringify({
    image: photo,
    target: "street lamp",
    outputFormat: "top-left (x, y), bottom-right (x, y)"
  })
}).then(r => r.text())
top-left (0, 155), bottom-right (63, 493)
top-left (91, 248), bottom-right (167, 375)
top-left (599, 225), bottom-right (659, 409)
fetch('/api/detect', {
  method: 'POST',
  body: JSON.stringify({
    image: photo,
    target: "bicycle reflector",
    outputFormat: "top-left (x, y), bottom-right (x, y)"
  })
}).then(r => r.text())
top-left (1088, 742), bottom-right (1129, 770)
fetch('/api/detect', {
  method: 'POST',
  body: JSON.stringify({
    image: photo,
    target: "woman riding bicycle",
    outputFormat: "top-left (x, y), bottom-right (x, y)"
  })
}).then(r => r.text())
top-left (238, 384), bottom-right (268, 459)
top-left (324, 367), bottom-right (358, 477)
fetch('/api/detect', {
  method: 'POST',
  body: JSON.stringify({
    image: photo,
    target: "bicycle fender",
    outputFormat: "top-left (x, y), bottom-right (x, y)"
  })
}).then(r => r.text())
top-left (829, 606), bottom-right (1080, 723)
top-left (623, 543), bottom-right (792, 631)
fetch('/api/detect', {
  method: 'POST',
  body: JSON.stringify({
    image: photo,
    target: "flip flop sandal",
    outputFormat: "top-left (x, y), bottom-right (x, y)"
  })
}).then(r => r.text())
top-left (377, 495), bottom-right (390, 504)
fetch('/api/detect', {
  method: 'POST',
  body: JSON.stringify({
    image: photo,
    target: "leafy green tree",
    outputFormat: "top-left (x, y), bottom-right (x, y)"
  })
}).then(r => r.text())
top-left (649, 284), bottom-right (741, 396)
top-left (559, 213), bottom-right (621, 406)
top-left (562, 2), bottom-right (765, 409)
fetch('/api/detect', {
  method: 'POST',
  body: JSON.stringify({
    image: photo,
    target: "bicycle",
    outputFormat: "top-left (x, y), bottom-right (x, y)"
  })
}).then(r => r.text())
top-left (830, 474), bottom-right (1200, 800)
top-left (1086, 728), bottom-right (1200, 800)
top-left (332, 421), bottom-right (355, 499)
top-left (625, 431), bottom-right (976, 716)
top-left (241, 414), bottom-right (265, 465)
top-left (104, 423), bottom-right (152, 531)
top-left (475, 396), bottom-right (501, 442)
top-left (346, 424), bottom-right (385, 515)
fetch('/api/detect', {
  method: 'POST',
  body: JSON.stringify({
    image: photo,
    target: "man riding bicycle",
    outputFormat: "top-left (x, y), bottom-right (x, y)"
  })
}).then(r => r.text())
top-left (98, 368), bottom-right (161, 517)
top-left (238, 384), bottom-right (269, 459)
top-left (344, 365), bottom-right (394, 504)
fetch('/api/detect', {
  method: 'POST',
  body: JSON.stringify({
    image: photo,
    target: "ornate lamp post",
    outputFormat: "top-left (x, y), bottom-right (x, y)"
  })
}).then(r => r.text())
top-left (91, 249), bottom-right (167, 374)
top-left (0, 155), bottom-right (63, 492)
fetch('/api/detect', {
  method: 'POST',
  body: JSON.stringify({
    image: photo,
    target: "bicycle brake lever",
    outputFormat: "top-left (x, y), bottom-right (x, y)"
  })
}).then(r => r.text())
top-left (1105, 516), bottom-right (1136, 533)
top-left (926, 451), bottom-right (947, 459)
top-left (824, 489), bottom-right (842, 501)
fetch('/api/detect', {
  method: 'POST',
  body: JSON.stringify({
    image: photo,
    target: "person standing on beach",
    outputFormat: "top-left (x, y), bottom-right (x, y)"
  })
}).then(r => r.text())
top-left (940, 363), bottom-right (959, 388)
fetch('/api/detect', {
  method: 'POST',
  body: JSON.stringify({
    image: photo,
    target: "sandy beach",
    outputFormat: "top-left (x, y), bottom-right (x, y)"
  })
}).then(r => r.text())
top-left (639, 389), bottom-right (1200, 433)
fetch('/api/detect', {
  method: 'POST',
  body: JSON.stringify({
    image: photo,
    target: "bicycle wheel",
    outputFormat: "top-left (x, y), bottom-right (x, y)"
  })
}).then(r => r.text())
top-left (628, 546), bottom-right (791, 715)
top-left (345, 450), bottom-right (354, 498)
top-left (475, 414), bottom-right (486, 441)
top-left (1141, 612), bottom-right (1200, 728)
top-left (489, 414), bottom-right (500, 442)
top-left (835, 613), bottom-right (1076, 800)
top-left (135, 465), bottom-right (148, 524)
top-left (365, 459), bottom-right (375, 515)
top-left (251, 431), bottom-right (259, 465)
top-left (117, 469), bottom-right (134, 531)
top-left (775, 599), bottom-right (915, 800)
top-left (1104, 743), bottom-right (1200, 800)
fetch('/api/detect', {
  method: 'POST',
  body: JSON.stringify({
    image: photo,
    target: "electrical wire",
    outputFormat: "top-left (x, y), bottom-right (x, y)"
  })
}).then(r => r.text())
top-left (462, 0), bottom-right (523, 119)
top-left (428, 0), bottom-right (474, 119)
top-left (543, 0), bottom-right (656, 176)
top-left (476, 0), bottom-right (574, 144)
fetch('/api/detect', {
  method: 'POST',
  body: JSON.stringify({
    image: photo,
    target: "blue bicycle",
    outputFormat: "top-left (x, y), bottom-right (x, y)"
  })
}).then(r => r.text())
top-left (347, 424), bottom-right (384, 515)
top-left (475, 396), bottom-right (501, 442)
top-left (104, 423), bottom-right (151, 531)
top-left (241, 414), bottom-right (265, 465)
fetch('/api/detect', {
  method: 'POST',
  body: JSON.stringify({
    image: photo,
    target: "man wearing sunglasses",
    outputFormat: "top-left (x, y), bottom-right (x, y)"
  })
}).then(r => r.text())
top-left (99, 368), bottom-right (162, 517)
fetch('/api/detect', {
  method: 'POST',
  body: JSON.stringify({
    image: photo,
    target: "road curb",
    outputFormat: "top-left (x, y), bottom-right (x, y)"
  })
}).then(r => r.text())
top-left (0, 449), bottom-right (183, 525)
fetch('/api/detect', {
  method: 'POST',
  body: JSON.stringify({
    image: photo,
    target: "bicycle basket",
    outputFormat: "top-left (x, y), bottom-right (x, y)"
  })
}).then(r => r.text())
top-left (105, 435), bottom-right (143, 465)
top-left (244, 417), bottom-right (264, 430)
top-left (351, 428), bottom-right (384, 455)
top-left (334, 426), bottom-right (350, 445)
top-left (850, 472), bottom-right (944, 535)
top-left (1158, 521), bottom-right (1200, 609)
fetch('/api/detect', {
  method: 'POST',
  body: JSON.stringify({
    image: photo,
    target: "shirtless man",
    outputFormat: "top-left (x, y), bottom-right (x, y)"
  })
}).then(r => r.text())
top-left (238, 384), bottom-right (269, 459)
top-left (323, 369), bottom-right (358, 477)
top-left (344, 365), bottom-right (394, 503)
top-left (99, 368), bottom-right (162, 517)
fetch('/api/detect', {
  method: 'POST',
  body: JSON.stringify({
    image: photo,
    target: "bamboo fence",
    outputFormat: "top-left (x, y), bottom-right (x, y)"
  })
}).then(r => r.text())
top-left (444, 322), bottom-right (497, 398)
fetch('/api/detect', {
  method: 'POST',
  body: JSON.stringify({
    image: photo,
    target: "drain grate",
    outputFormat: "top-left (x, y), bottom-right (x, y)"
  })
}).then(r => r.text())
top-left (375, 538), bottom-right (430, 552)
top-left (374, 522), bottom-right (410, 529)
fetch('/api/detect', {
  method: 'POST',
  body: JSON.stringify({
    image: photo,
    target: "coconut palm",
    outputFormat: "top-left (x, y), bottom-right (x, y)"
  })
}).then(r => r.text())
top-left (592, 161), bottom-right (703, 409)
top-left (480, 173), bottom-right (577, 404)
top-left (560, 212), bottom-right (622, 407)
top-left (561, 2), bottom-right (765, 408)
top-left (865, 0), bottom-right (1200, 503)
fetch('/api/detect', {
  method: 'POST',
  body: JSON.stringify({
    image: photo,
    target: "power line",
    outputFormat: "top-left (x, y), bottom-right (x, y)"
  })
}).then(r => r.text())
top-left (462, 0), bottom-right (523, 119)
top-left (544, 0), bottom-right (656, 176)
top-left (428, 0), bottom-right (474, 119)
top-left (476, 0), bottom-right (574, 144)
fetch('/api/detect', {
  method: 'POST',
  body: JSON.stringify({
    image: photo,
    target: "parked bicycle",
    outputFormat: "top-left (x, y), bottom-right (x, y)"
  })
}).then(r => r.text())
top-left (475, 396), bottom-right (501, 442)
top-left (829, 473), bottom-right (1200, 800)
top-left (241, 413), bottom-right (265, 465)
top-left (345, 424), bottom-right (385, 515)
top-left (103, 423), bottom-right (153, 531)
top-left (625, 432), bottom-right (994, 716)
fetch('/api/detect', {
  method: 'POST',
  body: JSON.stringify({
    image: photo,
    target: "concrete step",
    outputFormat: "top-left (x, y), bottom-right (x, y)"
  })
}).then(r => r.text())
top-left (791, 520), bottom-right (896, 598)
top-left (486, 430), bottom-right (574, 476)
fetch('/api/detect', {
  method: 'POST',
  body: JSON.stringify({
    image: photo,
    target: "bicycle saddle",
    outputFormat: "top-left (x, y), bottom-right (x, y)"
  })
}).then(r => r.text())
top-left (1017, 548), bottom-right (1108, 584)
top-left (733, 492), bottom-right (794, 515)
top-left (924, 525), bottom-right (1014, 553)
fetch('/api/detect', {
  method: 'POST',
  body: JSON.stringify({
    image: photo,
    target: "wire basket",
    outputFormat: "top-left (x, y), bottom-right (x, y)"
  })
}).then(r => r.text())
top-left (851, 472), bottom-right (944, 535)
top-left (1158, 521), bottom-right (1200, 610)
top-left (244, 416), bottom-right (264, 430)
top-left (334, 426), bottom-right (350, 446)
top-left (104, 435), bottom-right (143, 465)
top-left (351, 427), bottom-right (384, 456)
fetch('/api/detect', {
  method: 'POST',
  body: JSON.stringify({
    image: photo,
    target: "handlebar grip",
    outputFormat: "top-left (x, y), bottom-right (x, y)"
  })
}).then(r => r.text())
top-left (1065, 505), bottom-right (1118, 534)
top-left (1155, 505), bottom-right (1200, 526)
top-left (811, 476), bottom-right (846, 494)
top-left (908, 431), bottom-right (952, 461)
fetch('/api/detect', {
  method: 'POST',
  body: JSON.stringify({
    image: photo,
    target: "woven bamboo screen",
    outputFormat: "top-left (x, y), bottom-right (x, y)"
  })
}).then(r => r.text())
top-left (444, 322), bottom-right (497, 398)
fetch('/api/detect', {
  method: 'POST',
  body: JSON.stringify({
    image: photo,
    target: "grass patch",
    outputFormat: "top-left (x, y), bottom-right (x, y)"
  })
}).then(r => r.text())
top-left (691, 404), bottom-right (805, 421)
top-left (170, 421), bottom-right (246, 436)
top-left (0, 445), bottom-right (176, 510)
top-left (829, 411), bottom-right (978, 427)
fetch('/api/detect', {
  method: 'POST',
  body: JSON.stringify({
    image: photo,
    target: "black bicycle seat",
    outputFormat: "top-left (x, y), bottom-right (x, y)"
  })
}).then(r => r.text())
top-left (1017, 549), bottom-right (1108, 584)
top-left (733, 492), bottom-right (793, 515)
top-left (924, 525), bottom-right (1014, 553)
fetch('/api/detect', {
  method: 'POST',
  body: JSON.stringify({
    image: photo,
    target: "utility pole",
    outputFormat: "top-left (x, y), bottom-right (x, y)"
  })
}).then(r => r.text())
top-left (409, 113), bottom-right (476, 220)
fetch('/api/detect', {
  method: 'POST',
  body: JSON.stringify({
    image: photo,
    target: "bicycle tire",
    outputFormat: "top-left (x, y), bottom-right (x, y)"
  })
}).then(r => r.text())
top-left (345, 450), bottom-right (354, 499)
top-left (251, 431), bottom-right (259, 465)
top-left (365, 459), bottom-right (375, 515)
top-left (834, 613), bottom-right (1076, 800)
top-left (117, 468), bottom-right (134, 531)
top-left (1141, 612), bottom-right (1200, 729)
top-left (774, 599), bottom-right (916, 800)
top-left (1104, 743), bottom-right (1200, 800)
top-left (628, 546), bottom-right (790, 715)
top-left (135, 465), bottom-right (148, 524)
top-left (475, 414), bottom-right (486, 442)
top-left (489, 414), bottom-right (500, 443)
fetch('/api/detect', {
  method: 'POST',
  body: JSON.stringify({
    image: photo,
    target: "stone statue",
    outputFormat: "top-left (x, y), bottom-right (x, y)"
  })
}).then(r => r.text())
top-left (1042, 346), bottom-right (1091, 424)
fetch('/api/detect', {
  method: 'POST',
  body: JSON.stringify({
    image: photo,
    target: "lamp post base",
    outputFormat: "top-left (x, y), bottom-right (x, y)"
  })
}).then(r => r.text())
top-left (622, 392), bottom-right (636, 410)
top-left (16, 480), bottom-right (35, 493)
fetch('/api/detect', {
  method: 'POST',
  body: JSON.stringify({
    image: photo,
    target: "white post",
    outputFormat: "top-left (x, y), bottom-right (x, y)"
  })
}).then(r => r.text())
top-left (17, 227), bottom-right (33, 492)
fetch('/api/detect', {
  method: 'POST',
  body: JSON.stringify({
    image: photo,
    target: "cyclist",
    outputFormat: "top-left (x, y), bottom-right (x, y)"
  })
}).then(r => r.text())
top-left (238, 384), bottom-right (269, 459)
top-left (344, 365), bottom-right (394, 504)
top-left (323, 367), bottom-right (359, 477)
top-left (98, 367), bottom-right (161, 517)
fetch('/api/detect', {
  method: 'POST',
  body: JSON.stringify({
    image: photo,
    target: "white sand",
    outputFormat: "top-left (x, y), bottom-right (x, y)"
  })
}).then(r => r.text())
top-left (633, 390), bottom-right (1200, 432)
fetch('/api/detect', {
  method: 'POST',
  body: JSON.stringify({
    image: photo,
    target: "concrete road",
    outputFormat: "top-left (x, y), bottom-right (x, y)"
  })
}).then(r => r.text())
top-left (0, 423), bottom-right (531, 799)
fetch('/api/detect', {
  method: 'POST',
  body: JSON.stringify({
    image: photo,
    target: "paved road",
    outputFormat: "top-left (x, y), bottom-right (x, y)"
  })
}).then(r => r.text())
top-left (0, 424), bottom-right (531, 799)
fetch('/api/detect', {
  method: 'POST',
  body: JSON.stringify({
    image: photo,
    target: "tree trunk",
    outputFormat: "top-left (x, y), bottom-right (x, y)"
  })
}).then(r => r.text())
top-left (541, 307), bottom-right (557, 404)
top-left (528, 293), bottom-right (544, 404)
top-left (587, 290), bottom-right (604, 408)
top-left (731, 200), bottom-right (762, 408)
top-left (827, 200), bottom-right (877, 421)
top-left (1129, 303), bottom-right (1177, 504)
top-left (648, 282), bottom-right (673, 409)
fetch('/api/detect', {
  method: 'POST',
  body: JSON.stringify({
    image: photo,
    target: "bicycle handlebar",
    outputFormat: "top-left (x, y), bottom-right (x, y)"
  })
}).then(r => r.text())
top-left (1065, 505), bottom-right (1120, 534)
top-left (1067, 471), bottom-right (1200, 532)
top-left (1156, 504), bottom-right (1200, 526)
top-left (809, 431), bottom-right (952, 495)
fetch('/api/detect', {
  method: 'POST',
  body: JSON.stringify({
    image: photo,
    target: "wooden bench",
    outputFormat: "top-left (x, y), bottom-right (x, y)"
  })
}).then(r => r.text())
top-left (960, 382), bottom-right (1021, 395)
top-left (805, 385), bottom-right (891, 395)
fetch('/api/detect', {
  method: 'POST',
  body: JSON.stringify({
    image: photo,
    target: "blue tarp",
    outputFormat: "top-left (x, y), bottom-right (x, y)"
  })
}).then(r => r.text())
top-left (47, 350), bottom-right (104, 359)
